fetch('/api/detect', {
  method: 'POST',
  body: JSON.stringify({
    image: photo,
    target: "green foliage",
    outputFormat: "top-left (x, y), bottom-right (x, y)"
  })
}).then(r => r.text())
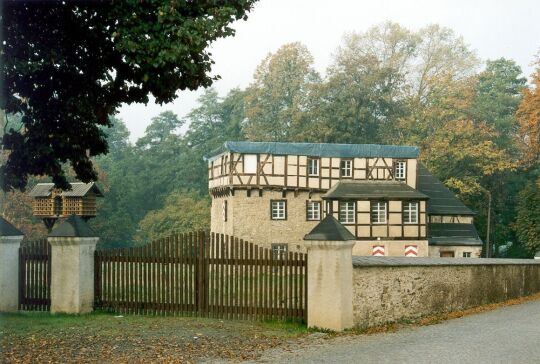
top-left (515, 180), bottom-right (540, 254)
top-left (136, 191), bottom-right (210, 243)
top-left (1, 0), bottom-right (256, 191)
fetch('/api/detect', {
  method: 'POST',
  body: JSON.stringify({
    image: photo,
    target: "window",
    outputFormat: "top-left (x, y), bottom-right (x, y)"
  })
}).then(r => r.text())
top-left (395, 160), bottom-right (406, 181)
top-left (244, 154), bottom-right (257, 174)
top-left (403, 202), bottom-right (418, 224)
top-left (371, 201), bottom-right (387, 224)
top-left (271, 244), bottom-right (288, 259)
top-left (222, 200), bottom-right (228, 222)
top-left (271, 200), bottom-right (287, 220)
top-left (306, 201), bottom-right (321, 221)
top-left (307, 157), bottom-right (319, 176)
top-left (340, 159), bottom-right (352, 177)
top-left (339, 201), bottom-right (355, 224)
top-left (463, 252), bottom-right (471, 258)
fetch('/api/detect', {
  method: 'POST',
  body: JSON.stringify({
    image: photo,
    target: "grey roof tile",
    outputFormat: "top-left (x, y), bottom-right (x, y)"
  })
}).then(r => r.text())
top-left (417, 164), bottom-right (475, 215)
top-left (49, 215), bottom-right (96, 237)
top-left (205, 141), bottom-right (420, 160)
top-left (28, 182), bottom-right (103, 197)
top-left (0, 217), bottom-right (24, 236)
top-left (428, 223), bottom-right (483, 246)
top-left (304, 215), bottom-right (356, 241)
top-left (323, 180), bottom-right (428, 200)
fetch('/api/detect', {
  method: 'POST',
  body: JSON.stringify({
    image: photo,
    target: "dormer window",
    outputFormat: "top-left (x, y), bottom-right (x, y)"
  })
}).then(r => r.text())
top-left (395, 161), bottom-right (406, 181)
top-left (307, 157), bottom-right (319, 176)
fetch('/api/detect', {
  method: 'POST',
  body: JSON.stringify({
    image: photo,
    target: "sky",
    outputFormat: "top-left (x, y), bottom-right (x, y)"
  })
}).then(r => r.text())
top-left (117, 0), bottom-right (540, 142)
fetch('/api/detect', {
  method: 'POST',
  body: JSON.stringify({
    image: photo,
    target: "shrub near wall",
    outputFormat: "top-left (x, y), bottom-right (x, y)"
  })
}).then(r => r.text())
top-left (352, 257), bottom-right (540, 328)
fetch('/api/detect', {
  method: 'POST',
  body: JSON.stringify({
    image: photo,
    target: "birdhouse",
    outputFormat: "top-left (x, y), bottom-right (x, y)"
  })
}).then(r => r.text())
top-left (28, 182), bottom-right (104, 230)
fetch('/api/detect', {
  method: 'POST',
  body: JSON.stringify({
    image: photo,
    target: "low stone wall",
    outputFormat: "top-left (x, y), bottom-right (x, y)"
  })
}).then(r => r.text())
top-left (352, 257), bottom-right (540, 328)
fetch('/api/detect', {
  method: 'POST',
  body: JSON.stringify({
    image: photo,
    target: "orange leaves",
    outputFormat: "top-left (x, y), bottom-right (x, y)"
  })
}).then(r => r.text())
top-left (516, 65), bottom-right (540, 167)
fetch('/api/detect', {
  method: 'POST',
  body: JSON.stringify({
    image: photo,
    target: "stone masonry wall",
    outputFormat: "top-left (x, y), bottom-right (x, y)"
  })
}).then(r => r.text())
top-left (352, 257), bottom-right (540, 328)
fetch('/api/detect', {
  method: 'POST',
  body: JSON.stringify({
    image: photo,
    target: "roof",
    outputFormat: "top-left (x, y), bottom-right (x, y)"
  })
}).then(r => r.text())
top-left (49, 215), bottom-right (96, 237)
top-left (352, 256), bottom-right (540, 267)
top-left (428, 223), bottom-right (483, 246)
top-left (323, 180), bottom-right (428, 200)
top-left (304, 215), bottom-right (357, 241)
top-left (417, 164), bottom-right (475, 215)
top-left (205, 141), bottom-right (420, 161)
top-left (29, 182), bottom-right (104, 198)
top-left (0, 217), bottom-right (24, 236)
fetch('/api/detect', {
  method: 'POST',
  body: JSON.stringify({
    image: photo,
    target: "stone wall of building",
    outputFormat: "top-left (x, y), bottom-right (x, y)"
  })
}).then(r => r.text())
top-left (352, 257), bottom-right (540, 328)
top-left (212, 190), bottom-right (324, 251)
top-left (428, 245), bottom-right (482, 258)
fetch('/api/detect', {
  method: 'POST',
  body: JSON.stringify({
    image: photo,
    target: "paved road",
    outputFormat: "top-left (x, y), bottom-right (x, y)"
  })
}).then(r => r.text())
top-left (249, 299), bottom-right (540, 364)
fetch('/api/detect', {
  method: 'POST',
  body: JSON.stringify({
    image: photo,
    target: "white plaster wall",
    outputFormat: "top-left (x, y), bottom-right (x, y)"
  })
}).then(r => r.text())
top-left (0, 236), bottom-right (24, 312)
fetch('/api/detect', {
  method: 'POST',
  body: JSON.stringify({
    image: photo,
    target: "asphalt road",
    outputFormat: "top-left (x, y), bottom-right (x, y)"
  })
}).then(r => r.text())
top-left (249, 299), bottom-right (540, 364)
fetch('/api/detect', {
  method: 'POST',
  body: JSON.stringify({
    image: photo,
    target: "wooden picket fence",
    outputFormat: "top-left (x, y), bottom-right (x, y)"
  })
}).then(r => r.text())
top-left (94, 231), bottom-right (307, 321)
top-left (18, 239), bottom-right (51, 311)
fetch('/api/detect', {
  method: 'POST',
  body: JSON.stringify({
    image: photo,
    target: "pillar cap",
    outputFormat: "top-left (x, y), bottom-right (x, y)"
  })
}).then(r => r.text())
top-left (0, 217), bottom-right (24, 237)
top-left (49, 215), bottom-right (96, 237)
top-left (304, 215), bottom-right (356, 241)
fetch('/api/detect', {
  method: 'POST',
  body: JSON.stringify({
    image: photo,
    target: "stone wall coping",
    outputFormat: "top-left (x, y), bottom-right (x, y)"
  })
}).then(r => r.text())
top-left (352, 256), bottom-right (540, 267)
top-left (305, 240), bottom-right (356, 249)
top-left (48, 236), bottom-right (99, 246)
top-left (0, 235), bottom-right (24, 243)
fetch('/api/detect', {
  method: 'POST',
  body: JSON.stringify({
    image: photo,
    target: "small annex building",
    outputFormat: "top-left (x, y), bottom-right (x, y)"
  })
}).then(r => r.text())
top-left (205, 141), bottom-right (483, 258)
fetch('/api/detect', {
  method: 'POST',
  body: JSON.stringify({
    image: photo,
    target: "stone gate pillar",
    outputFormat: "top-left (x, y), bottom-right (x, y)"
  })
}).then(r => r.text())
top-left (48, 215), bottom-right (99, 314)
top-left (0, 217), bottom-right (25, 312)
top-left (304, 215), bottom-right (356, 331)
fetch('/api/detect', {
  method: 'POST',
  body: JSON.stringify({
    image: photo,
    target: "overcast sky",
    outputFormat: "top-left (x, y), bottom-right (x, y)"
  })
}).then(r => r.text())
top-left (117, 0), bottom-right (540, 142)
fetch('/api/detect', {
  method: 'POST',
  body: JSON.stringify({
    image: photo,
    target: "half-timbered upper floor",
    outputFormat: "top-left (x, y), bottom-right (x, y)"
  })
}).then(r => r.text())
top-left (205, 142), bottom-right (420, 194)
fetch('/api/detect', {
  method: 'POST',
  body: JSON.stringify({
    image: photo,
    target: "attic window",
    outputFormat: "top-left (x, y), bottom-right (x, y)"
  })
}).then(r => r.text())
top-left (395, 161), bottom-right (406, 181)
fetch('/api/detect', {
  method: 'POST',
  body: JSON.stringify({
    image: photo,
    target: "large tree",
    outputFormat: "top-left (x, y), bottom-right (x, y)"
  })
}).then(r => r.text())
top-left (516, 60), bottom-right (540, 167)
top-left (1, 0), bottom-right (256, 191)
top-left (243, 42), bottom-right (321, 141)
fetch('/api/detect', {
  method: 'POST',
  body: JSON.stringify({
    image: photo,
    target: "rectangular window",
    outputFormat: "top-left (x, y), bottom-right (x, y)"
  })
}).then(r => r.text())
top-left (463, 252), bottom-right (471, 258)
top-left (271, 200), bottom-right (287, 220)
top-left (340, 159), bottom-right (352, 177)
top-left (307, 157), bottom-right (319, 176)
top-left (306, 201), bottom-right (321, 221)
top-left (395, 161), bottom-right (406, 181)
top-left (244, 154), bottom-right (258, 174)
top-left (339, 201), bottom-right (355, 224)
top-left (222, 200), bottom-right (228, 222)
top-left (403, 201), bottom-right (418, 224)
top-left (271, 243), bottom-right (288, 260)
top-left (371, 201), bottom-right (387, 224)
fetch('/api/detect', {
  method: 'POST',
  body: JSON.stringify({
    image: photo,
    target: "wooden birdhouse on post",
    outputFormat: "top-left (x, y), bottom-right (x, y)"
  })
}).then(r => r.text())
top-left (28, 182), bottom-right (104, 231)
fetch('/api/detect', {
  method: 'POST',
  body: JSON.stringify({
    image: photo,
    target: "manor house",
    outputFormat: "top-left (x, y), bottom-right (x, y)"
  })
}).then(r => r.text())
top-left (206, 141), bottom-right (482, 258)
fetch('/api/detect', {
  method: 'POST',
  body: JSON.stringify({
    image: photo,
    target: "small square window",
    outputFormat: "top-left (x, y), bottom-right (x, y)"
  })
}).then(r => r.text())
top-left (271, 200), bottom-right (286, 220)
top-left (272, 243), bottom-right (288, 259)
top-left (306, 201), bottom-right (321, 221)
top-left (339, 201), bottom-right (355, 224)
top-left (395, 161), bottom-right (406, 181)
top-left (371, 201), bottom-right (387, 224)
top-left (307, 158), bottom-right (319, 176)
top-left (463, 252), bottom-right (471, 258)
top-left (340, 159), bottom-right (352, 177)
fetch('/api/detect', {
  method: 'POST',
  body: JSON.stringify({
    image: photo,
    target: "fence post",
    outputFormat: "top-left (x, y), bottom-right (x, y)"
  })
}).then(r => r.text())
top-left (48, 215), bottom-right (99, 314)
top-left (303, 215), bottom-right (356, 332)
top-left (0, 217), bottom-right (24, 312)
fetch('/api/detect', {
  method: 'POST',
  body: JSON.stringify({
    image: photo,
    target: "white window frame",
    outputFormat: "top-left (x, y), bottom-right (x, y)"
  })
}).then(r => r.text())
top-left (395, 160), bottom-right (406, 181)
top-left (371, 201), bottom-right (387, 224)
top-left (306, 201), bottom-right (321, 221)
top-left (244, 154), bottom-right (258, 174)
top-left (307, 157), bottom-right (319, 176)
top-left (271, 243), bottom-right (288, 260)
top-left (463, 252), bottom-right (471, 258)
top-left (271, 200), bottom-right (286, 220)
top-left (340, 159), bottom-right (352, 178)
top-left (403, 201), bottom-right (418, 224)
top-left (339, 201), bottom-right (355, 224)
